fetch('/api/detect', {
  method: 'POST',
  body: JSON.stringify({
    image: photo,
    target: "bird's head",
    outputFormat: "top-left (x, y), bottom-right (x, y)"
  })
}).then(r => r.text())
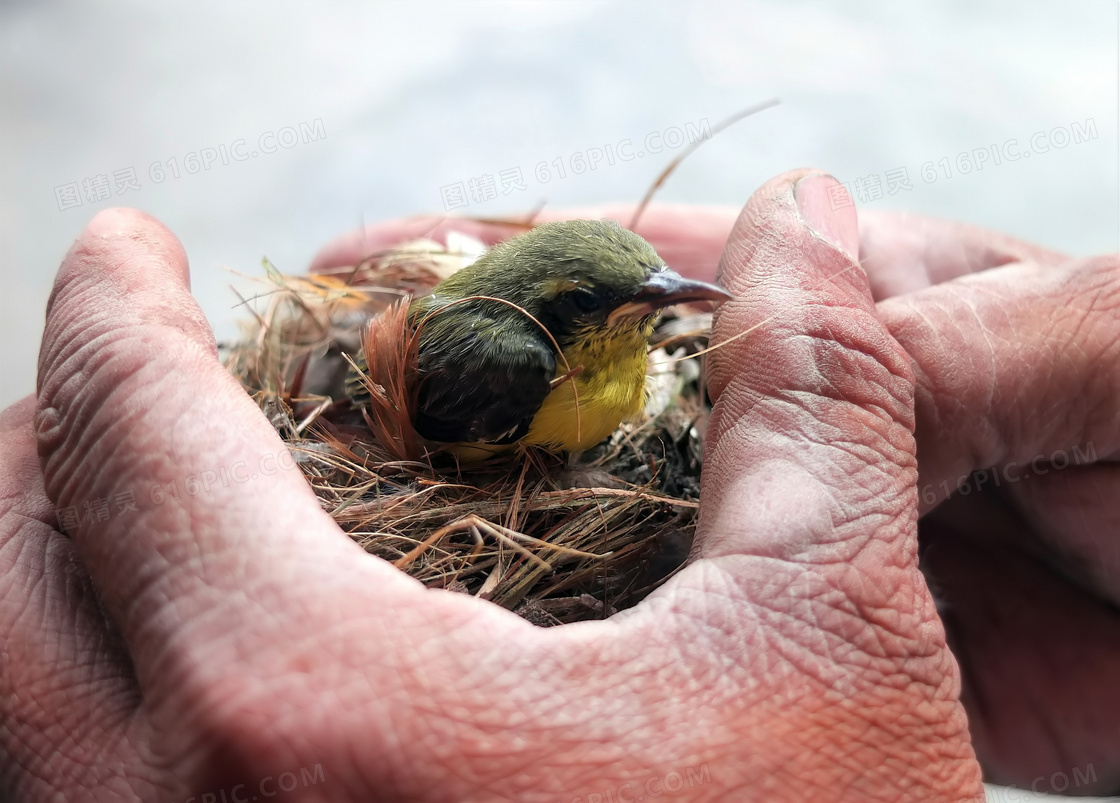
top-left (435, 219), bottom-right (731, 349)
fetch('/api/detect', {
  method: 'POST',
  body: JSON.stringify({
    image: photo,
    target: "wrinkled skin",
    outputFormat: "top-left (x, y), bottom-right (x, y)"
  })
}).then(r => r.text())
top-left (0, 168), bottom-right (1115, 800)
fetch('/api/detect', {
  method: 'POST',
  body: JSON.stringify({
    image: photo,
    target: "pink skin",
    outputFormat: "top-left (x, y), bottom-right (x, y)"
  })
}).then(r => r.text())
top-left (0, 168), bottom-right (1115, 800)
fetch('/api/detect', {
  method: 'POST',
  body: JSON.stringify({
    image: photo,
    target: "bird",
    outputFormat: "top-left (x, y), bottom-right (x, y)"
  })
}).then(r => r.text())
top-left (351, 219), bottom-right (731, 457)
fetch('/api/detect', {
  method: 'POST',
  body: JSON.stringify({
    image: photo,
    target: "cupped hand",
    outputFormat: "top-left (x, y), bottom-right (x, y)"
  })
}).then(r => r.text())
top-left (316, 183), bottom-right (1120, 793)
top-left (313, 180), bottom-right (1120, 788)
top-left (0, 167), bottom-right (1095, 801)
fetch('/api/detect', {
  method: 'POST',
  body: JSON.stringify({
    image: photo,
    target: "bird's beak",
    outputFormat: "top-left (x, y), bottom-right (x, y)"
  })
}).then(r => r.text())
top-left (608, 268), bottom-right (732, 325)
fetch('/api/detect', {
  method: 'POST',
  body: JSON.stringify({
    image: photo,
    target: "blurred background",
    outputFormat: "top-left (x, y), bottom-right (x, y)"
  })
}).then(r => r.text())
top-left (1, 3), bottom-right (1118, 797)
top-left (1, 0), bottom-right (1115, 409)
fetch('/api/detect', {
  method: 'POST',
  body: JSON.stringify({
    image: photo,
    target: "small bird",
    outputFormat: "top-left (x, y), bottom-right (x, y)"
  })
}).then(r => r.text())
top-left (356, 219), bottom-right (731, 456)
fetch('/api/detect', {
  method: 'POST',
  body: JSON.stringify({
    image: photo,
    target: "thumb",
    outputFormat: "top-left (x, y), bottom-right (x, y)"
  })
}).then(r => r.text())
top-left (34, 209), bottom-right (414, 709)
top-left (658, 170), bottom-right (980, 795)
top-left (697, 170), bottom-right (919, 571)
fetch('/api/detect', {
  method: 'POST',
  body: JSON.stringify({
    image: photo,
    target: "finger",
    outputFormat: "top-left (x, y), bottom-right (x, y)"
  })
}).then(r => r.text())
top-left (876, 253), bottom-right (1120, 514)
top-left (34, 209), bottom-right (421, 710)
top-left (647, 170), bottom-right (980, 793)
top-left (859, 209), bottom-right (1071, 299)
top-left (309, 204), bottom-right (741, 282)
top-left (697, 170), bottom-right (916, 567)
top-left (0, 397), bottom-right (148, 798)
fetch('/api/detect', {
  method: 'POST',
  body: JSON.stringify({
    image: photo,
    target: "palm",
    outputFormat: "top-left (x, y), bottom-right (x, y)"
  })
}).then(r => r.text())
top-left (1, 177), bottom-right (1115, 800)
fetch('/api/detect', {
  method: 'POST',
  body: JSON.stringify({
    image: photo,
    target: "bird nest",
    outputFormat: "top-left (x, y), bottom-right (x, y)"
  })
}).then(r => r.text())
top-left (223, 232), bottom-right (715, 626)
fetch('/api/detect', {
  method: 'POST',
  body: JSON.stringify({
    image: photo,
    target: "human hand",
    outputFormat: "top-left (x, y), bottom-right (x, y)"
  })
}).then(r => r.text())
top-left (316, 178), bottom-right (1120, 794)
top-left (867, 212), bottom-right (1120, 794)
top-left (0, 167), bottom-right (1082, 800)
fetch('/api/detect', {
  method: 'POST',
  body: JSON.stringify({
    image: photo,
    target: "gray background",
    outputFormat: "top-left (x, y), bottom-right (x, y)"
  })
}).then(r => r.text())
top-left (2, 3), bottom-right (1119, 797)
top-left (2, 0), bottom-right (1117, 413)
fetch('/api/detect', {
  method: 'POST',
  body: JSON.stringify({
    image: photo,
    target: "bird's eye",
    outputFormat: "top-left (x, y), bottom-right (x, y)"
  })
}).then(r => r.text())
top-left (571, 288), bottom-right (603, 313)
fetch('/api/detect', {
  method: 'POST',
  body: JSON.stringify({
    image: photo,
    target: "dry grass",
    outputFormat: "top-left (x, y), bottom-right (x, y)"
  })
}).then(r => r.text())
top-left (223, 235), bottom-right (714, 626)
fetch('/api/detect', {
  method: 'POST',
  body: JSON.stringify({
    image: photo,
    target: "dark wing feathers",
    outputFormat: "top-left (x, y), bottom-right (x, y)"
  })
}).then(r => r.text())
top-left (412, 313), bottom-right (556, 444)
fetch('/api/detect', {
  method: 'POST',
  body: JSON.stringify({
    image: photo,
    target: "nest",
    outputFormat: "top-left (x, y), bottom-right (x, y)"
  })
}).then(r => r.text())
top-left (223, 233), bottom-right (716, 626)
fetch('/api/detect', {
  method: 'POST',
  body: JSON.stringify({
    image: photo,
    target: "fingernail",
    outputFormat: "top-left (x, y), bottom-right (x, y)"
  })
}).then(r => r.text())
top-left (794, 174), bottom-right (859, 258)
